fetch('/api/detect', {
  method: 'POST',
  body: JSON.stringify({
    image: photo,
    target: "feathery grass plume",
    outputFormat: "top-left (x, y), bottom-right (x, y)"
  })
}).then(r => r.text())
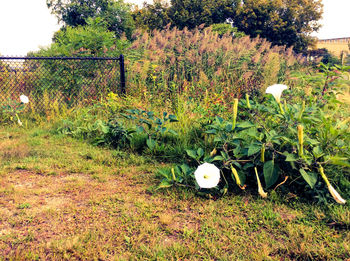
top-left (297, 125), bottom-right (304, 157)
top-left (318, 164), bottom-right (346, 204)
top-left (128, 27), bottom-right (305, 106)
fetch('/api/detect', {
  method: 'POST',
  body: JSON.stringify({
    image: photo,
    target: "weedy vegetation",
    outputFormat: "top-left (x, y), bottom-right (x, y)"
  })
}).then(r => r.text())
top-left (0, 27), bottom-right (349, 260)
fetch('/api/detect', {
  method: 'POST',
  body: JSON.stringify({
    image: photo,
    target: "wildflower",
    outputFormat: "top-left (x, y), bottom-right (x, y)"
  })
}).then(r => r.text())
top-left (265, 84), bottom-right (288, 113)
top-left (255, 167), bottom-right (268, 198)
top-left (318, 164), bottom-right (346, 204)
top-left (265, 84), bottom-right (288, 104)
top-left (20, 95), bottom-right (29, 104)
top-left (194, 163), bottom-right (220, 189)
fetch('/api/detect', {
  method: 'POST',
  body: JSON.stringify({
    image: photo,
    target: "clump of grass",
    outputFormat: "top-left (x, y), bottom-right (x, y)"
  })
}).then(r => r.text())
top-left (127, 26), bottom-right (305, 108)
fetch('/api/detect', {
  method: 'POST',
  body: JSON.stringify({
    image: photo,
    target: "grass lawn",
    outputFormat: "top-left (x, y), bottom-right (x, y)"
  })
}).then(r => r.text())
top-left (0, 126), bottom-right (349, 260)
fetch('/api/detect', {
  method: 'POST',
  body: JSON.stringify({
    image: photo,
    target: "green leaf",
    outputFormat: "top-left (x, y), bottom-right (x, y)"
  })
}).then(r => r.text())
top-left (212, 155), bottom-right (224, 161)
top-left (283, 152), bottom-right (298, 162)
top-left (263, 160), bottom-right (279, 189)
top-left (186, 149), bottom-right (197, 160)
top-left (248, 143), bottom-right (261, 156)
top-left (197, 148), bottom-right (204, 158)
top-left (312, 146), bottom-right (324, 158)
top-left (205, 129), bottom-right (217, 134)
top-left (146, 138), bottom-right (156, 150)
top-left (156, 180), bottom-right (173, 190)
top-left (168, 114), bottom-right (178, 122)
top-left (237, 121), bottom-right (255, 129)
top-left (299, 169), bottom-right (318, 189)
top-left (326, 156), bottom-right (350, 167)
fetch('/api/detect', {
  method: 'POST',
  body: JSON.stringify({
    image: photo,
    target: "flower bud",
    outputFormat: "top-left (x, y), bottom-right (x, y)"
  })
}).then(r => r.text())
top-left (260, 144), bottom-right (265, 163)
top-left (245, 94), bottom-right (251, 109)
top-left (231, 165), bottom-right (241, 186)
top-left (232, 98), bottom-right (238, 130)
top-left (255, 167), bottom-right (268, 198)
top-left (297, 125), bottom-right (304, 157)
top-left (210, 148), bottom-right (217, 157)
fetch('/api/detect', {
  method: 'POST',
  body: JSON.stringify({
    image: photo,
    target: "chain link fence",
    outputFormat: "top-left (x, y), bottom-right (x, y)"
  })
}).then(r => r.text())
top-left (0, 55), bottom-right (126, 112)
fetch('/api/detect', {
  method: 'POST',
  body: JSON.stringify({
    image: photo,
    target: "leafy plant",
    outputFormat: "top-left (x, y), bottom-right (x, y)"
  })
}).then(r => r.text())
top-left (121, 108), bottom-right (178, 151)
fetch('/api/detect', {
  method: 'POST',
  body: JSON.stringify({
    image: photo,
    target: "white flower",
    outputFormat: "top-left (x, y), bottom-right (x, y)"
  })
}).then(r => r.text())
top-left (265, 84), bottom-right (288, 103)
top-left (17, 118), bottom-right (22, 126)
top-left (194, 163), bottom-right (220, 188)
top-left (327, 184), bottom-right (346, 204)
top-left (20, 95), bottom-right (29, 104)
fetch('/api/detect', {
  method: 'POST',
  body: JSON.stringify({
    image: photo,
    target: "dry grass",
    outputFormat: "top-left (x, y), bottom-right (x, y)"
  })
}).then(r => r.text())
top-left (0, 126), bottom-right (349, 260)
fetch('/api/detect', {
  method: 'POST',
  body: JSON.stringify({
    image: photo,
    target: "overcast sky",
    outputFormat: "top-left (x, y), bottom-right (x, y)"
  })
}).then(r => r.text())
top-left (0, 0), bottom-right (349, 56)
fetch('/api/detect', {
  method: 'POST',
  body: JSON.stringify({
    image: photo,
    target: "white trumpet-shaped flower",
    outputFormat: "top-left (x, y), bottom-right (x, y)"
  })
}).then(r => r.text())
top-left (194, 163), bottom-right (220, 188)
top-left (20, 95), bottom-right (29, 104)
top-left (319, 164), bottom-right (346, 204)
top-left (255, 167), bottom-right (268, 198)
top-left (327, 184), bottom-right (346, 204)
top-left (265, 84), bottom-right (288, 103)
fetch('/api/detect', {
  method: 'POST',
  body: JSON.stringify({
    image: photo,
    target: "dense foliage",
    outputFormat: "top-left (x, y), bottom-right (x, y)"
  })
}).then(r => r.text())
top-left (132, 0), bottom-right (323, 51)
top-left (127, 27), bottom-right (305, 107)
top-left (47, 0), bottom-right (134, 38)
top-left (232, 0), bottom-right (323, 52)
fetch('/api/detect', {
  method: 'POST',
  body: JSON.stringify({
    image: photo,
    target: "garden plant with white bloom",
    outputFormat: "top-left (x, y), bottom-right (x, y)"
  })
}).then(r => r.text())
top-left (20, 95), bottom-right (29, 104)
top-left (194, 163), bottom-right (220, 188)
top-left (0, 95), bottom-right (29, 126)
top-left (265, 84), bottom-right (288, 113)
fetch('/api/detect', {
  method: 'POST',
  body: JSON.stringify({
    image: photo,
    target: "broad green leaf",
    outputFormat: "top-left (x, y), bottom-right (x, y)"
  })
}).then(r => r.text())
top-left (299, 169), bottom-right (318, 189)
top-left (212, 155), bottom-right (224, 161)
top-left (248, 143), bottom-right (261, 156)
top-left (197, 148), bottom-right (204, 158)
top-left (283, 152), bottom-right (298, 162)
top-left (263, 160), bottom-right (279, 189)
top-left (312, 146), bottom-right (324, 158)
top-left (237, 121), bottom-right (255, 129)
top-left (186, 149), bottom-right (197, 160)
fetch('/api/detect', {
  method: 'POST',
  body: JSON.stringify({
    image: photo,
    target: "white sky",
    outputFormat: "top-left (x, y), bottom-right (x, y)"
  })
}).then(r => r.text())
top-left (0, 0), bottom-right (349, 56)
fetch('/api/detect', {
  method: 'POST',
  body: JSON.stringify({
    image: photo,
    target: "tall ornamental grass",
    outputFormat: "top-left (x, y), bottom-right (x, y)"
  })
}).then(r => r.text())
top-left (126, 26), bottom-right (306, 106)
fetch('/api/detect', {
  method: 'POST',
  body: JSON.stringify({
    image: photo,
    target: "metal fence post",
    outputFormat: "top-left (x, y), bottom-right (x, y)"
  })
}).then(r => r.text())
top-left (119, 54), bottom-right (126, 95)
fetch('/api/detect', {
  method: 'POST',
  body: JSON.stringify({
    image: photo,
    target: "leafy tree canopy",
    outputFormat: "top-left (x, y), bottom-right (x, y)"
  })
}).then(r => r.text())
top-left (34, 18), bottom-right (129, 57)
top-left (232, 0), bottom-right (323, 52)
top-left (47, 0), bottom-right (134, 38)
top-left (133, 0), bottom-right (323, 52)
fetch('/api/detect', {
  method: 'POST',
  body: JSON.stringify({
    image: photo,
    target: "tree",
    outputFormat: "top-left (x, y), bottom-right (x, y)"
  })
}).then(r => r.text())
top-left (47, 0), bottom-right (134, 38)
top-left (232, 0), bottom-right (323, 52)
top-left (132, 0), bottom-right (171, 31)
top-left (167, 0), bottom-right (235, 29)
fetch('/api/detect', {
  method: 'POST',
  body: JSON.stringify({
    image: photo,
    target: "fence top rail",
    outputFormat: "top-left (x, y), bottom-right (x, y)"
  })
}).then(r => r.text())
top-left (0, 56), bottom-right (122, 61)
